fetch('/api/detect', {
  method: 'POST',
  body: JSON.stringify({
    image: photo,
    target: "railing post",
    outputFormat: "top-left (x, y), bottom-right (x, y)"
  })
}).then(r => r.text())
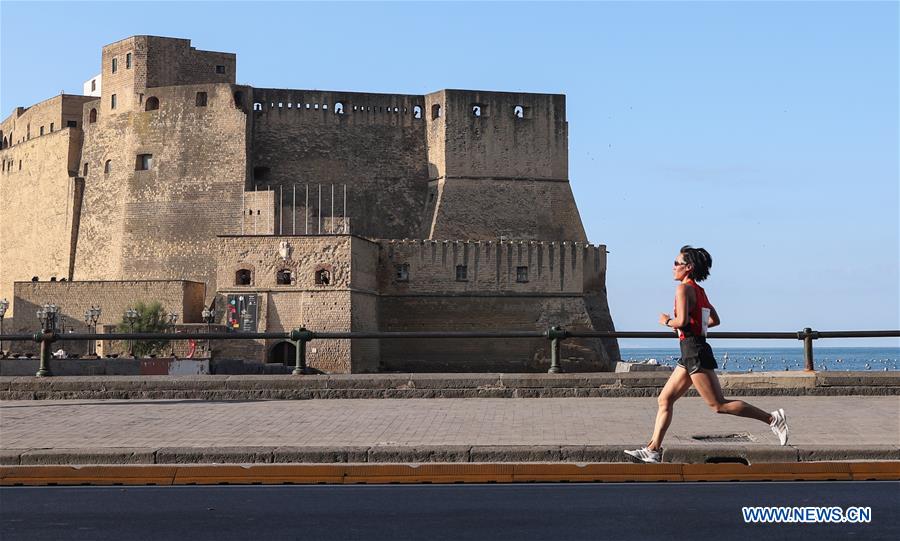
top-left (35, 331), bottom-right (54, 377)
top-left (547, 326), bottom-right (568, 373)
top-left (290, 327), bottom-right (313, 375)
top-left (799, 327), bottom-right (819, 372)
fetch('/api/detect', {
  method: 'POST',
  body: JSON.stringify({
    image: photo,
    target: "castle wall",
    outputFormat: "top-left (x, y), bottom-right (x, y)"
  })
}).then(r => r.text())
top-left (375, 240), bottom-right (617, 370)
top-left (214, 235), bottom-right (380, 372)
top-left (7, 280), bottom-right (205, 354)
top-left (377, 296), bottom-right (616, 372)
top-left (75, 83), bottom-right (248, 301)
top-left (249, 90), bottom-right (430, 239)
top-left (425, 90), bottom-right (586, 241)
top-left (1, 95), bottom-right (93, 148)
top-left (0, 128), bottom-right (84, 317)
top-left (377, 240), bottom-right (600, 294)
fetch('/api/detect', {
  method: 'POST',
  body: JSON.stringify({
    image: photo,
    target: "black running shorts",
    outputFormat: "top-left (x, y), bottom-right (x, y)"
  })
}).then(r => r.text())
top-left (677, 336), bottom-right (718, 374)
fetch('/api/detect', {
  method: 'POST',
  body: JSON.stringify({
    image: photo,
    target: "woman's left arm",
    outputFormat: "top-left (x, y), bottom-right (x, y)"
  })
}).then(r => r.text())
top-left (660, 284), bottom-right (690, 329)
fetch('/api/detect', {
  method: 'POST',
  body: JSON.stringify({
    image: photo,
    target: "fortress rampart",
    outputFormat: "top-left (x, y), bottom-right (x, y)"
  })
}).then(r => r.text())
top-left (0, 35), bottom-right (618, 372)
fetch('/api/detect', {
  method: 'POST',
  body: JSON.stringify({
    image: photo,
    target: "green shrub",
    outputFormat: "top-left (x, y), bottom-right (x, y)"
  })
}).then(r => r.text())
top-left (117, 301), bottom-right (172, 357)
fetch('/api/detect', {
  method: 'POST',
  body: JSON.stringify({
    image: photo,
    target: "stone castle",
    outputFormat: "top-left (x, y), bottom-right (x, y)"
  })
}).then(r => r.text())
top-left (0, 36), bottom-right (618, 372)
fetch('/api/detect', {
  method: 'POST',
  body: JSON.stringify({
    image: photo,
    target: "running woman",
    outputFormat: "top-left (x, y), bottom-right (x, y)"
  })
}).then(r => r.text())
top-left (625, 246), bottom-right (789, 463)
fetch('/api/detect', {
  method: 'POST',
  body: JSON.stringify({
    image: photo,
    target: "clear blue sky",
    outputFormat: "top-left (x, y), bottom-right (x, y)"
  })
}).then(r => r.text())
top-left (2, 1), bottom-right (898, 348)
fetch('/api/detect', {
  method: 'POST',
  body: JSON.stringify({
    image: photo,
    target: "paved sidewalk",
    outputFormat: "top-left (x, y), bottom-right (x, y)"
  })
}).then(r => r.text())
top-left (1, 396), bottom-right (898, 464)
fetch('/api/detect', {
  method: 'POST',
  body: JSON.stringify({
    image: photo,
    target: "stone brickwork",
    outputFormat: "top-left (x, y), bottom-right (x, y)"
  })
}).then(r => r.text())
top-left (0, 35), bottom-right (619, 372)
top-left (6, 280), bottom-right (204, 355)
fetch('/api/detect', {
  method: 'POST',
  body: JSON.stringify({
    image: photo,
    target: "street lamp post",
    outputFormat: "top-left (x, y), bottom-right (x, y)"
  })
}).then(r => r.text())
top-left (83, 305), bottom-right (101, 356)
top-left (124, 308), bottom-right (138, 357)
top-left (36, 303), bottom-right (59, 377)
top-left (202, 307), bottom-right (216, 356)
top-left (0, 298), bottom-right (8, 356)
top-left (168, 312), bottom-right (178, 357)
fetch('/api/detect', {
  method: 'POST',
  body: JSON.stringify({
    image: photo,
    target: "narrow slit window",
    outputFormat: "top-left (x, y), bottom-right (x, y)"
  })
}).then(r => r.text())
top-left (516, 266), bottom-right (529, 283)
top-left (395, 264), bottom-right (409, 282)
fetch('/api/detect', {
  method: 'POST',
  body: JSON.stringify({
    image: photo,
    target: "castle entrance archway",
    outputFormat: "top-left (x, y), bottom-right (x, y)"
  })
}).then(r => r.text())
top-left (268, 341), bottom-right (296, 364)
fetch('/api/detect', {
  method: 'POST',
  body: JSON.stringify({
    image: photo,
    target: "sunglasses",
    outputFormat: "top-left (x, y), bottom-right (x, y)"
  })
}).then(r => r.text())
top-left (673, 260), bottom-right (687, 267)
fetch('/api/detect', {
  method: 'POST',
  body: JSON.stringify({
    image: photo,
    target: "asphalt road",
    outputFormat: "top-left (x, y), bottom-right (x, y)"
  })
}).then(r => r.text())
top-left (2, 481), bottom-right (897, 540)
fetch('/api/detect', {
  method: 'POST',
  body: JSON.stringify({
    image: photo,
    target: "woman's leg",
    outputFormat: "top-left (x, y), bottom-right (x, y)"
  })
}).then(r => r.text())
top-left (648, 366), bottom-right (694, 450)
top-left (690, 368), bottom-right (772, 423)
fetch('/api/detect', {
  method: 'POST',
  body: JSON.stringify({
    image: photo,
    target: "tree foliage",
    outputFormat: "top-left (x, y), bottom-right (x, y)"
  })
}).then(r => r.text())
top-left (117, 301), bottom-right (171, 357)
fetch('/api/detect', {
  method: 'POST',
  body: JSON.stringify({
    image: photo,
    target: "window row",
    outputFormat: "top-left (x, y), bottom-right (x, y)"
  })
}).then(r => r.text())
top-left (253, 102), bottom-right (426, 119)
top-left (395, 264), bottom-right (530, 283)
top-left (1, 160), bottom-right (23, 174)
top-left (1, 121), bottom-right (77, 148)
top-left (234, 268), bottom-right (331, 286)
top-left (111, 52), bottom-right (132, 74)
top-left (97, 92), bottom-right (208, 117)
top-left (79, 154), bottom-right (154, 176)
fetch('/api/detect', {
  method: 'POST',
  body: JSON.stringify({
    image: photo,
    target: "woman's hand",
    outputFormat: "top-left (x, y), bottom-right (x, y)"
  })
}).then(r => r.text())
top-left (659, 313), bottom-right (672, 327)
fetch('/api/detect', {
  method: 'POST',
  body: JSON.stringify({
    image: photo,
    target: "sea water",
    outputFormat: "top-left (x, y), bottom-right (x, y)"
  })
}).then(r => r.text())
top-left (619, 347), bottom-right (900, 372)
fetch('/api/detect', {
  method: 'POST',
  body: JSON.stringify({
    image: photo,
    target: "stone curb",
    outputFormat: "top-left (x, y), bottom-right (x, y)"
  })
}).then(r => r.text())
top-left (2, 444), bottom-right (898, 465)
top-left (2, 372), bottom-right (898, 400)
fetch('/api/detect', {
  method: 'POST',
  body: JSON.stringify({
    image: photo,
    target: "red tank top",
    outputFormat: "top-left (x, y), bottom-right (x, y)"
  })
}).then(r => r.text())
top-left (675, 280), bottom-right (712, 340)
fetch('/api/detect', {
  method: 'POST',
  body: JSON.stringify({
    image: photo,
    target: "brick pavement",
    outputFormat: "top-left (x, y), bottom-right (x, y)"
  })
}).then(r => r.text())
top-left (2, 396), bottom-right (897, 451)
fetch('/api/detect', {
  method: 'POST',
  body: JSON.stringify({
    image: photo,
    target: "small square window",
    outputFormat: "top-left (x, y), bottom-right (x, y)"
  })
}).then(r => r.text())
top-left (395, 264), bottom-right (409, 282)
top-left (111, 57), bottom-right (117, 74)
top-left (66, 120), bottom-right (77, 128)
top-left (455, 265), bottom-right (468, 282)
top-left (196, 92), bottom-right (208, 107)
top-left (216, 65), bottom-right (226, 74)
top-left (516, 266), bottom-right (529, 283)
top-left (136, 154), bottom-right (153, 171)
top-left (126, 52), bottom-right (132, 69)
top-left (111, 94), bottom-right (117, 109)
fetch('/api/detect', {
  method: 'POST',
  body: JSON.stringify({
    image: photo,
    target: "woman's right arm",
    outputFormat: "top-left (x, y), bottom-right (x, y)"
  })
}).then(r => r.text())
top-left (708, 305), bottom-right (721, 328)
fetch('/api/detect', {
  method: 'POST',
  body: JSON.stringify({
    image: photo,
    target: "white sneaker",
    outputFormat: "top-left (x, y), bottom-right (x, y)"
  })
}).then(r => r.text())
top-left (624, 447), bottom-right (661, 463)
top-left (770, 408), bottom-right (789, 445)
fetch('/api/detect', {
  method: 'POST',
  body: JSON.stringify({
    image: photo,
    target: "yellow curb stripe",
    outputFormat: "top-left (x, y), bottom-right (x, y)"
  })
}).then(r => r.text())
top-left (682, 462), bottom-right (853, 482)
top-left (848, 462), bottom-right (900, 481)
top-left (1, 462), bottom-right (897, 486)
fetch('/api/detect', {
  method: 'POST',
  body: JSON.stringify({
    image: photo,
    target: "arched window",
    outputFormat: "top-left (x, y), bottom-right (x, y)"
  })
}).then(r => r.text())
top-left (1, 137), bottom-right (6, 149)
top-left (104, 160), bottom-right (112, 174)
top-left (276, 269), bottom-right (293, 285)
top-left (514, 105), bottom-right (525, 119)
top-left (413, 106), bottom-right (422, 119)
top-left (89, 108), bottom-right (98, 123)
top-left (145, 97), bottom-right (160, 111)
top-left (334, 102), bottom-right (344, 114)
top-left (472, 105), bottom-right (482, 117)
top-left (235, 269), bottom-right (252, 286)
top-left (431, 104), bottom-right (441, 119)
top-left (253, 102), bottom-right (263, 111)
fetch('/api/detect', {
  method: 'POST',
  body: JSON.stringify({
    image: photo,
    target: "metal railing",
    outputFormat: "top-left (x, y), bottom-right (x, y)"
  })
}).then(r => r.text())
top-left (0, 327), bottom-right (897, 377)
